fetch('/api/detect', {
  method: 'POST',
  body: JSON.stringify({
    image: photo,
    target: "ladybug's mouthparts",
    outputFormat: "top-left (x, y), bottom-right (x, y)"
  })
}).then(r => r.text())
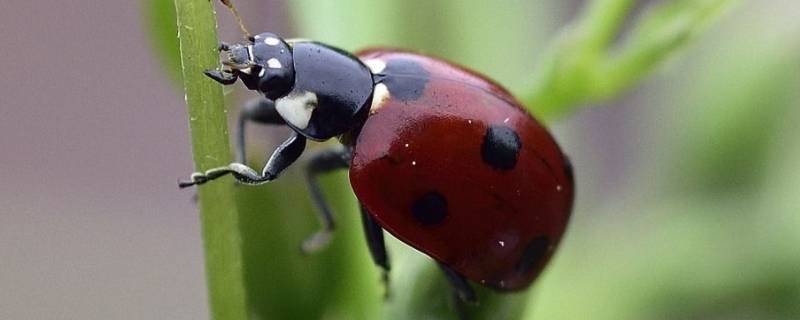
top-left (218, 42), bottom-right (253, 70)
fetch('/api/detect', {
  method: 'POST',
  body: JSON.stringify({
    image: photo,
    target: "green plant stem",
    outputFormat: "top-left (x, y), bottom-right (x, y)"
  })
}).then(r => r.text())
top-left (173, 1), bottom-right (248, 319)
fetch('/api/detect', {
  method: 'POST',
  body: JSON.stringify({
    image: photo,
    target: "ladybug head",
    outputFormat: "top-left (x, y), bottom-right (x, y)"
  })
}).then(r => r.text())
top-left (208, 32), bottom-right (295, 101)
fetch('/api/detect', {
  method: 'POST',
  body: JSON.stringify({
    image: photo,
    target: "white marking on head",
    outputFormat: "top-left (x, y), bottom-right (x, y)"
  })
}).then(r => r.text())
top-left (411, 161), bottom-right (417, 166)
top-left (275, 90), bottom-right (318, 129)
top-left (404, 143), bottom-right (409, 148)
top-left (369, 83), bottom-right (391, 114)
top-left (258, 68), bottom-right (266, 77)
top-left (364, 59), bottom-right (387, 74)
top-left (239, 67), bottom-right (253, 75)
top-left (267, 58), bottom-right (282, 69)
top-left (504, 117), bottom-right (510, 123)
top-left (498, 240), bottom-right (505, 247)
top-left (556, 185), bottom-right (563, 191)
top-left (264, 37), bottom-right (280, 46)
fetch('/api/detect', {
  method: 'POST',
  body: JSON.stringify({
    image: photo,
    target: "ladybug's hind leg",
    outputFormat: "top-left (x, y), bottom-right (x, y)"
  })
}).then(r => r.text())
top-left (438, 263), bottom-right (477, 319)
top-left (301, 147), bottom-right (352, 253)
top-left (360, 205), bottom-right (391, 298)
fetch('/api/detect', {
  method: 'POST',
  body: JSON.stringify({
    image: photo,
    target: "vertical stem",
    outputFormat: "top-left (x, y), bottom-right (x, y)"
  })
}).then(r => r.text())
top-left (174, 0), bottom-right (248, 319)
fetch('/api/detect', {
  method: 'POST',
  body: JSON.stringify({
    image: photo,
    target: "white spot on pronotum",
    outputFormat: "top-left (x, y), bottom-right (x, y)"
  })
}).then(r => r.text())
top-left (239, 67), bottom-right (253, 75)
top-left (285, 38), bottom-right (311, 46)
top-left (370, 83), bottom-right (391, 114)
top-left (275, 90), bottom-right (318, 129)
top-left (556, 185), bottom-right (563, 191)
top-left (364, 59), bottom-right (387, 74)
top-left (411, 161), bottom-right (417, 166)
top-left (267, 58), bottom-right (282, 69)
top-left (468, 120), bottom-right (473, 124)
top-left (504, 117), bottom-right (510, 123)
top-left (404, 143), bottom-right (409, 148)
top-left (264, 37), bottom-right (280, 46)
top-left (498, 241), bottom-right (505, 247)
top-left (258, 68), bottom-right (266, 77)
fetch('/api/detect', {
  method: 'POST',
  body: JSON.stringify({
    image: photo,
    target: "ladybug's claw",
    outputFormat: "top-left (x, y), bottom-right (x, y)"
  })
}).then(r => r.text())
top-left (300, 231), bottom-right (332, 254)
top-left (381, 269), bottom-right (391, 300)
top-left (178, 163), bottom-right (275, 189)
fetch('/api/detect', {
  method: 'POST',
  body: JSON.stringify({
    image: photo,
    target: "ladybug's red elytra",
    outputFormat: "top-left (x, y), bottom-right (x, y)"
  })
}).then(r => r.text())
top-left (180, 33), bottom-right (574, 305)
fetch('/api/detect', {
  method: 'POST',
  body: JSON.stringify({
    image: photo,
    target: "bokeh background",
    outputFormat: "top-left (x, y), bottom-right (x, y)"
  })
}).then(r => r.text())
top-left (1, 0), bottom-right (798, 319)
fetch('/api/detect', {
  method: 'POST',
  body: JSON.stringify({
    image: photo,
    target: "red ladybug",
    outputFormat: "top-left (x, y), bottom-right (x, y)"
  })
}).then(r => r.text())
top-left (180, 33), bottom-right (574, 303)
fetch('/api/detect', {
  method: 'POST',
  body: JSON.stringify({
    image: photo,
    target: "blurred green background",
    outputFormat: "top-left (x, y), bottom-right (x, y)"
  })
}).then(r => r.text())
top-left (0, 0), bottom-right (796, 319)
top-left (156, 0), bottom-right (800, 319)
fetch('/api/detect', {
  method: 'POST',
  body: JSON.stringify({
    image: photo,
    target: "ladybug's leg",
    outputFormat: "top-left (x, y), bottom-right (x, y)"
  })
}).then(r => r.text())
top-left (438, 263), bottom-right (477, 303)
top-left (360, 205), bottom-right (391, 296)
top-left (300, 147), bottom-right (352, 253)
top-left (179, 131), bottom-right (306, 188)
top-left (236, 98), bottom-right (286, 163)
top-left (204, 69), bottom-right (238, 85)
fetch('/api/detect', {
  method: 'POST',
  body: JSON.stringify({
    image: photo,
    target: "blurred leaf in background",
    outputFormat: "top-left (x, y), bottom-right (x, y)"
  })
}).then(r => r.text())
top-left (530, 1), bottom-right (800, 319)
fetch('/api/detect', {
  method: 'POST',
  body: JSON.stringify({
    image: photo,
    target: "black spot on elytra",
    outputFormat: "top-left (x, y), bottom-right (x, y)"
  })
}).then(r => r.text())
top-left (515, 236), bottom-right (550, 274)
top-left (481, 125), bottom-right (522, 170)
top-left (411, 192), bottom-right (447, 226)
top-left (379, 59), bottom-right (430, 101)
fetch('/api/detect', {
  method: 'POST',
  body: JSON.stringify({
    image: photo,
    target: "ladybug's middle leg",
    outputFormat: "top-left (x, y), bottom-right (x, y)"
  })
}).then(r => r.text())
top-left (236, 97), bottom-right (286, 164)
top-left (439, 262), bottom-right (477, 303)
top-left (302, 149), bottom-right (392, 295)
top-left (301, 146), bottom-right (352, 253)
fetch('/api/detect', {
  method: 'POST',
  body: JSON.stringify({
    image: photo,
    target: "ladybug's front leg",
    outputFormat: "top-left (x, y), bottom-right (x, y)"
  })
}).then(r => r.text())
top-left (178, 131), bottom-right (306, 188)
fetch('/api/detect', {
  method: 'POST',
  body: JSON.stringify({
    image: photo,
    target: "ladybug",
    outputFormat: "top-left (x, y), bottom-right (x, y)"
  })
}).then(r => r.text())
top-left (180, 32), bottom-right (574, 304)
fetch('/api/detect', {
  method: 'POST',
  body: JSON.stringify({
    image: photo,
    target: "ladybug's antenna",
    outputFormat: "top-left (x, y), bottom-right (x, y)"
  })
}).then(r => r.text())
top-left (219, 0), bottom-right (251, 40)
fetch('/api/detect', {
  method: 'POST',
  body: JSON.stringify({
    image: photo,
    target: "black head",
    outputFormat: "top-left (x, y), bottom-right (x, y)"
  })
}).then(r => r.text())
top-left (207, 33), bottom-right (375, 142)
top-left (208, 32), bottom-right (295, 100)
